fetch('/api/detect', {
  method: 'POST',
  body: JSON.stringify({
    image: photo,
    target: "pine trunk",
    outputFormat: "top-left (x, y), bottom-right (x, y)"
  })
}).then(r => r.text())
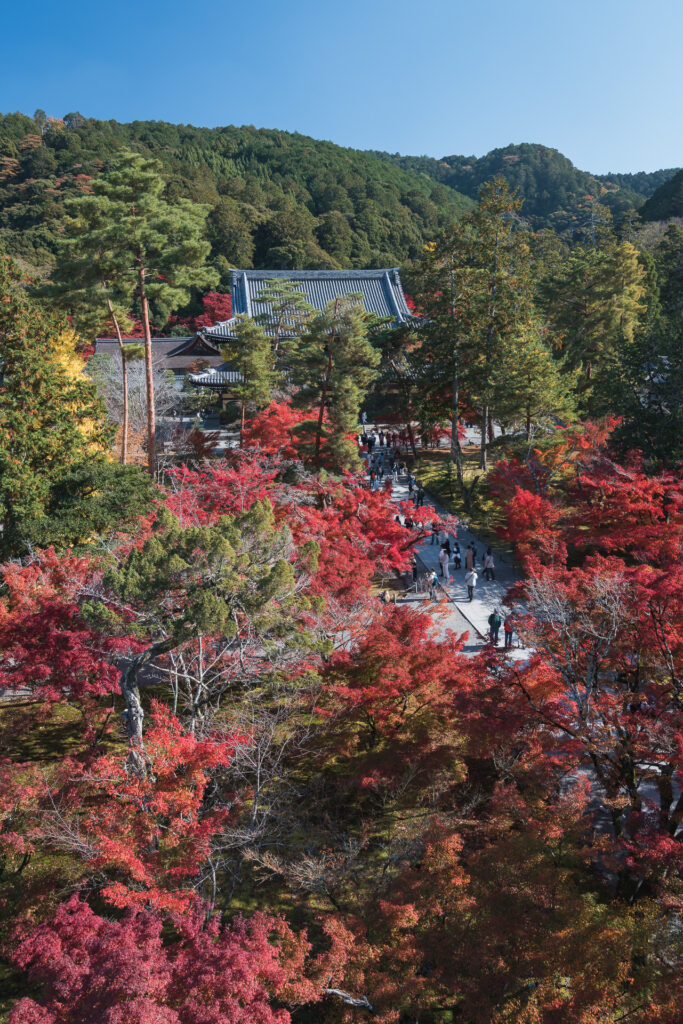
top-left (315, 300), bottom-right (338, 467)
top-left (139, 272), bottom-right (156, 476)
top-left (108, 299), bottom-right (128, 465)
top-left (315, 348), bottom-right (333, 467)
top-left (479, 405), bottom-right (488, 470)
top-left (450, 367), bottom-right (464, 487)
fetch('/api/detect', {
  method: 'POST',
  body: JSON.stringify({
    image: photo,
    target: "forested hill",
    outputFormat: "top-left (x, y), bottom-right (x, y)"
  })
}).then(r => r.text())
top-left (1, 111), bottom-right (678, 281)
top-left (372, 143), bottom-right (679, 233)
top-left (0, 112), bottom-right (473, 282)
top-left (639, 167), bottom-right (683, 221)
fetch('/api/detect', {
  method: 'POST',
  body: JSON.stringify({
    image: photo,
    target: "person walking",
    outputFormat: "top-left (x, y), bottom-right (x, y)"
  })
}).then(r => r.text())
top-left (465, 568), bottom-right (478, 602)
top-left (416, 486), bottom-right (425, 507)
top-left (488, 608), bottom-right (502, 645)
top-left (408, 475), bottom-right (414, 496)
top-left (504, 614), bottom-right (515, 649)
top-left (431, 521), bottom-right (439, 545)
top-left (439, 546), bottom-right (450, 581)
top-left (426, 569), bottom-right (438, 601)
top-left (483, 547), bottom-right (495, 581)
top-left (453, 542), bottom-right (462, 570)
top-left (465, 545), bottom-right (474, 572)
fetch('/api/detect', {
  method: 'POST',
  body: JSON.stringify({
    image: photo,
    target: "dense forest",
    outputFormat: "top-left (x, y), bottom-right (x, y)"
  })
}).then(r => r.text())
top-left (1, 111), bottom-right (680, 285)
top-left (373, 142), bottom-right (679, 231)
top-left (639, 166), bottom-right (683, 221)
top-left (0, 111), bottom-right (473, 280)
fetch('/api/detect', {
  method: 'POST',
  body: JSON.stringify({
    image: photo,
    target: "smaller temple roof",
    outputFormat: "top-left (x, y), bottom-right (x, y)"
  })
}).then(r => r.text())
top-left (204, 268), bottom-right (415, 341)
top-left (94, 336), bottom-right (224, 372)
top-left (188, 363), bottom-right (244, 389)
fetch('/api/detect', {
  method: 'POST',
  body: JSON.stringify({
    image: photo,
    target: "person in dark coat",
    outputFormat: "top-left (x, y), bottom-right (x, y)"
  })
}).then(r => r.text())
top-left (488, 609), bottom-right (502, 645)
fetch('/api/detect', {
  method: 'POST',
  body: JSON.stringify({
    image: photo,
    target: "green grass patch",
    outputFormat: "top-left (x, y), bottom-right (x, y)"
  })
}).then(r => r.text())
top-left (406, 447), bottom-right (514, 558)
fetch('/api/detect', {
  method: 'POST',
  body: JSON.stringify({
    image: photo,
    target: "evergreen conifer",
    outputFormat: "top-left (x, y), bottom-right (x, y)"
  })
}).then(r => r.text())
top-left (0, 255), bottom-right (112, 555)
top-left (291, 296), bottom-right (379, 470)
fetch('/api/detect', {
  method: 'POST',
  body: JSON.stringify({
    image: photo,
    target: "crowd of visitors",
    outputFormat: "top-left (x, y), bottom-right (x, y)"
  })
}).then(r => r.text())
top-left (364, 419), bottom-right (517, 650)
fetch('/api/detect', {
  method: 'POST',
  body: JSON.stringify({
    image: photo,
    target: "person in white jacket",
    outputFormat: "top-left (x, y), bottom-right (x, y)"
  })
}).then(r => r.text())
top-left (465, 568), bottom-right (478, 601)
top-left (438, 546), bottom-right (450, 581)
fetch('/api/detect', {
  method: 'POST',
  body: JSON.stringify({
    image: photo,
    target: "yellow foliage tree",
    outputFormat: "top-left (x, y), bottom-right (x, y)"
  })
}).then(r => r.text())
top-left (51, 328), bottom-right (109, 456)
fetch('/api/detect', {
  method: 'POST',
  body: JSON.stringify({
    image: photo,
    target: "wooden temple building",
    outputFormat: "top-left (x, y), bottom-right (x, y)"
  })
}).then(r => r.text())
top-left (188, 268), bottom-right (416, 394)
top-left (92, 334), bottom-right (226, 384)
top-left (95, 269), bottom-right (415, 403)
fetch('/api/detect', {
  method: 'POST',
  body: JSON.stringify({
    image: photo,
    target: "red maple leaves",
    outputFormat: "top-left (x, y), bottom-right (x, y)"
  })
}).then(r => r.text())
top-left (10, 896), bottom-right (314, 1024)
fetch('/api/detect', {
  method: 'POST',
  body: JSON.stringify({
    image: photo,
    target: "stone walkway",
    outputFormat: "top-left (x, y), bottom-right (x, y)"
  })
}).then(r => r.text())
top-left (369, 455), bottom-right (529, 659)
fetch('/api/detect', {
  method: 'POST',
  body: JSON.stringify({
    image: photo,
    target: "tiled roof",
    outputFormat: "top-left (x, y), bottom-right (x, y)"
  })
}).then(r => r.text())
top-left (204, 268), bottom-right (416, 340)
top-left (94, 336), bottom-right (224, 372)
top-left (188, 363), bottom-right (244, 388)
top-left (96, 337), bottom-right (195, 352)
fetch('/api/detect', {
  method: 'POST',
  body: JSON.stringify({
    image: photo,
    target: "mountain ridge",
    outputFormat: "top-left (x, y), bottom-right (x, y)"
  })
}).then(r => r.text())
top-left (0, 111), bottom-right (679, 280)
top-left (370, 142), bottom-right (679, 232)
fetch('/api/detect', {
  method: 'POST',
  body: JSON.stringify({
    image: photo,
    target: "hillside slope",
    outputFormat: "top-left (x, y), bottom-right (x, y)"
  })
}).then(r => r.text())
top-left (373, 143), bottom-right (679, 233)
top-left (0, 112), bottom-right (473, 280)
top-left (639, 168), bottom-right (683, 222)
top-left (2, 112), bottom-right (678, 280)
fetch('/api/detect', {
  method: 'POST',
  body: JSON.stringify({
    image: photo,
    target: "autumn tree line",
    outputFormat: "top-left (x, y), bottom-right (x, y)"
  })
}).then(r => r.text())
top-left (0, 144), bottom-right (681, 1024)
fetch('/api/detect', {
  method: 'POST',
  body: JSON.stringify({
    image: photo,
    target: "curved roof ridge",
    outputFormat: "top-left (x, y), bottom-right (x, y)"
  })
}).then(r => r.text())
top-left (203, 267), bottom-right (417, 340)
top-left (229, 267), bottom-right (403, 279)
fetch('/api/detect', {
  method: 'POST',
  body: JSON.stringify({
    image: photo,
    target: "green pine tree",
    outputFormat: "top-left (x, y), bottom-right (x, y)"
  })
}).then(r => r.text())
top-left (0, 255), bottom-right (113, 556)
top-left (606, 319), bottom-right (683, 464)
top-left (87, 499), bottom-right (318, 757)
top-left (86, 151), bottom-right (218, 474)
top-left (46, 191), bottom-right (137, 463)
top-left (416, 177), bottom-right (535, 472)
top-left (291, 295), bottom-right (380, 471)
top-left (221, 316), bottom-right (279, 442)
top-left (490, 319), bottom-right (577, 439)
top-left (250, 278), bottom-right (314, 360)
top-left (538, 241), bottom-right (646, 415)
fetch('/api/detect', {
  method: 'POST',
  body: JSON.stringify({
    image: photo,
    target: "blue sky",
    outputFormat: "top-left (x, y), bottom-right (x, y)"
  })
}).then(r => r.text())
top-left (1, 0), bottom-right (680, 173)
